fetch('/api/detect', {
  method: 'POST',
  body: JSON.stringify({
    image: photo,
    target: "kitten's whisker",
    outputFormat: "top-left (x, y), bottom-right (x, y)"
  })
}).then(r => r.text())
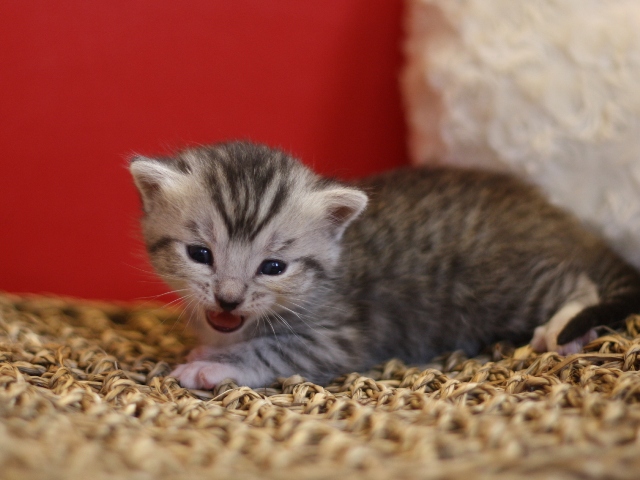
top-left (253, 314), bottom-right (264, 335)
top-left (154, 293), bottom-right (194, 327)
top-left (123, 262), bottom-right (164, 277)
top-left (263, 314), bottom-right (282, 353)
top-left (275, 304), bottom-right (303, 320)
top-left (255, 313), bottom-right (273, 338)
top-left (174, 293), bottom-right (201, 333)
top-left (267, 308), bottom-right (296, 335)
top-left (279, 299), bottom-right (345, 328)
top-left (161, 295), bottom-right (191, 310)
top-left (135, 289), bottom-right (191, 301)
top-left (169, 295), bottom-right (198, 332)
top-left (287, 296), bottom-right (349, 315)
top-left (124, 263), bottom-right (189, 283)
top-left (278, 301), bottom-right (311, 316)
top-left (182, 300), bottom-right (200, 333)
top-left (181, 297), bottom-right (202, 333)
top-left (268, 309), bottom-right (317, 348)
top-left (270, 304), bottom-right (332, 340)
top-left (155, 291), bottom-right (196, 314)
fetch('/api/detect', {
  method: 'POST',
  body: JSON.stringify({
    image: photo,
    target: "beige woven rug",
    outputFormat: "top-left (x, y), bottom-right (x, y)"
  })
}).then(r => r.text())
top-left (1, 292), bottom-right (640, 479)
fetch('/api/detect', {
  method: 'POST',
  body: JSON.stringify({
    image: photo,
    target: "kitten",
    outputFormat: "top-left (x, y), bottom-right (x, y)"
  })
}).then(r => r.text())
top-left (130, 141), bottom-right (640, 389)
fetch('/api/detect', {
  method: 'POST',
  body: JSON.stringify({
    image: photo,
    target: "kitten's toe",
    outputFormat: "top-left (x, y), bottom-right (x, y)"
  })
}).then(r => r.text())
top-left (530, 325), bottom-right (549, 352)
top-left (170, 361), bottom-right (240, 390)
top-left (556, 328), bottom-right (598, 356)
top-left (169, 362), bottom-right (200, 389)
top-left (529, 321), bottom-right (597, 355)
top-left (530, 299), bottom-right (597, 354)
top-left (197, 369), bottom-right (218, 390)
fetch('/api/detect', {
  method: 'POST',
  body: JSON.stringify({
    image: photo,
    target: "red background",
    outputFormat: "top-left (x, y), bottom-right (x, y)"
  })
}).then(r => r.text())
top-left (0, 1), bottom-right (408, 301)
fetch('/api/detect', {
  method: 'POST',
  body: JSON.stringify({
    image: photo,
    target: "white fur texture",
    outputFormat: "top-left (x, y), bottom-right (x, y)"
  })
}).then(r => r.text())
top-left (530, 275), bottom-right (599, 355)
top-left (403, 0), bottom-right (640, 268)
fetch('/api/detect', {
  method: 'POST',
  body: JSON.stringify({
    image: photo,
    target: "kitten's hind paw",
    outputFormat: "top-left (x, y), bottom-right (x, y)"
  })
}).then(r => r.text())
top-left (556, 329), bottom-right (598, 356)
top-left (170, 361), bottom-right (242, 390)
top-left (530, 320), bottom-right (598, 355)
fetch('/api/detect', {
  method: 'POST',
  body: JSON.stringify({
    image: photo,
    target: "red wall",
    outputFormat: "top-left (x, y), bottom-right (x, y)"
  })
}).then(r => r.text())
top-left (0, 1), bottom-right (408, 301)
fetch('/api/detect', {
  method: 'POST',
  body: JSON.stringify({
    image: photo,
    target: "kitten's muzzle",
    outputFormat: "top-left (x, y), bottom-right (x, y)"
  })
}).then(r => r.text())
top-left (209, 294), bottom-right (245, 332)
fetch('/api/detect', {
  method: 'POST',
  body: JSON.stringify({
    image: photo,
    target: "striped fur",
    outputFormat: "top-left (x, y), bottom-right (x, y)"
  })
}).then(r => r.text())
top-left (130, 141), bottom-right (640, 388)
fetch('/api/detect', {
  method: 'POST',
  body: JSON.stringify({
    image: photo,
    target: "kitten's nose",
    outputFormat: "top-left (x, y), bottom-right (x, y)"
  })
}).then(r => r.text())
top-left (216, 278), bottom-right (246, 312)
top-left (218, 299), bottom-right (240, 312)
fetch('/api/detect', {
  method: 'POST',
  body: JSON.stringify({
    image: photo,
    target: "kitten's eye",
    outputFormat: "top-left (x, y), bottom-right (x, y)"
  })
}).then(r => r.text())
top-left (259, 259), bottom-right (287, 276)
top-left (187, 245), bottom-right (213, 265)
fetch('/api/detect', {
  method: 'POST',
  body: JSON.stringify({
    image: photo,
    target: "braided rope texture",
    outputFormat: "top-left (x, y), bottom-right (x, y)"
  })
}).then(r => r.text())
top-left (1, 293), bottom-right (640, 479)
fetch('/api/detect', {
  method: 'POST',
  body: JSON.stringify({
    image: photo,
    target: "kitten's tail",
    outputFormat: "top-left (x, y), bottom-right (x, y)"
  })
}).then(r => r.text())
top-left (557, 261), bottom-right (640, 345)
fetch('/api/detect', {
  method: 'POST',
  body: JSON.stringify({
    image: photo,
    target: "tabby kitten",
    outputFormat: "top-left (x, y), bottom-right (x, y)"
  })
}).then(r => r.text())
top-left (130, 141), bottom-right (640, 389)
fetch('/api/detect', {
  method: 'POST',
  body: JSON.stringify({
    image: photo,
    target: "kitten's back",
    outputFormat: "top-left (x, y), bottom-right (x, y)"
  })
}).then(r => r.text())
top-left (341, 166), bottom-right (640, 362)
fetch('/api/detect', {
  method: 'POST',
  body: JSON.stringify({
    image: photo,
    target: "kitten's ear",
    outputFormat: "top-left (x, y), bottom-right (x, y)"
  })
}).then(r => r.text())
top-left (315, 187), bottom-right (368, 240)
top-left (129, 156), bottom-right (185, 210)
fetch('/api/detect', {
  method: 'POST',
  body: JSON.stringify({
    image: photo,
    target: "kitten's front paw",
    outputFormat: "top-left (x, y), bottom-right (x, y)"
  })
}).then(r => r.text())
top-left (170, 361), bottom-right (242, 390)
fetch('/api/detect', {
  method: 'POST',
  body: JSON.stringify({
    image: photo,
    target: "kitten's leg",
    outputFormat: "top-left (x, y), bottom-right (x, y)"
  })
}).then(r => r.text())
top-left (530, 301), bottom-right (599, 355)
top-left (185, 345), bottom-right (217, 362)
top-left (171, 332), bottom-right (358, 389)
top-left (530, 275), bottom-right (599, 355)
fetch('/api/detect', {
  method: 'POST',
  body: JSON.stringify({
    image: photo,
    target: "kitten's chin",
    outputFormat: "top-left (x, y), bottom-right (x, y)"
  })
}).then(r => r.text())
top-left (206, 311), bottom-right (245, 333)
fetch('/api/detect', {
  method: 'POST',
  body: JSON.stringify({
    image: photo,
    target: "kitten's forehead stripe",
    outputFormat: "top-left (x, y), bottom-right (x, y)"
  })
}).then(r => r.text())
top-left (202, 143), bottom-right (295, 241)
top-left (247, 180), bottom-right (289, 242)
top-left (209, 181), bottom-right (235, 239)
top-left (185, 221), bottom-right (200, 237)
top-left (274, 239), bottom-right (296, 253)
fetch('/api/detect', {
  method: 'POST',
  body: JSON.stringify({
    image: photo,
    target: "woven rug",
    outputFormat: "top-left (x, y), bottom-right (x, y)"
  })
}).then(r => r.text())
top-left (1, 292), bottom-right (640, 479)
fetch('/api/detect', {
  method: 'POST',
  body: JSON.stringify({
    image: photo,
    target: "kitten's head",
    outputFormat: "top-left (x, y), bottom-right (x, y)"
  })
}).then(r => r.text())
top-left (130, 142), bottom-right (367, 341)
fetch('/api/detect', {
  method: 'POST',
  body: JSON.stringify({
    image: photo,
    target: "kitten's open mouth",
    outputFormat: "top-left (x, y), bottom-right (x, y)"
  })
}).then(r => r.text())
top-left (206, 311), bottom-right (245, 333)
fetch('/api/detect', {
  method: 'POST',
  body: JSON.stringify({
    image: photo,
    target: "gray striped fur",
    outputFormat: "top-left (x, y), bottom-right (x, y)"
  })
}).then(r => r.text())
top-left (130, 141), bottom-right (640, 389)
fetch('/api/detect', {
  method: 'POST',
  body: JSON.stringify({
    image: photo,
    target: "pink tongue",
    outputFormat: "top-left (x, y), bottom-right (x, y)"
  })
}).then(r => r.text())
top-left (206, 311), bottom-right (244, 333)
